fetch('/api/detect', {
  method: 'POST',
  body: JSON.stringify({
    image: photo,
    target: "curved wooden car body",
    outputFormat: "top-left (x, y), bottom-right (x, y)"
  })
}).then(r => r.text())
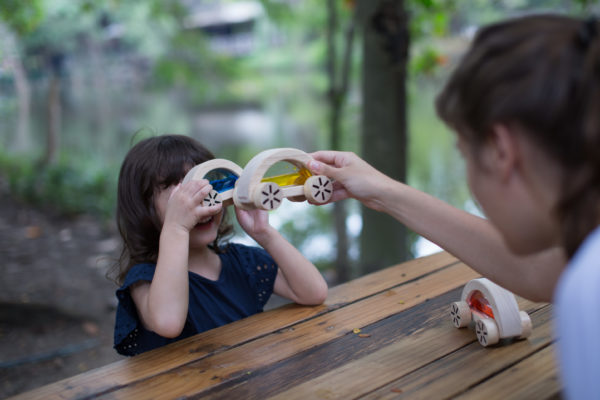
top-left (181, 149), bottom-right (333, 211)
top-left (233, 148), bottom-right (333, 211)
top-left (183, 159), bottom-right (244, 207)
top-left (450, 278), bottom-right (532, 347)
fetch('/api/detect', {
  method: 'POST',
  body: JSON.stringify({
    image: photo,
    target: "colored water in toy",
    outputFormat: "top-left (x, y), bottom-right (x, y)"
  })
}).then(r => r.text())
top-left (207, 170), bottom-right (239, 193)
top-left (467, 290), bottom-right (495, 318)
top-left (261, 168), bottom-right (312, 186)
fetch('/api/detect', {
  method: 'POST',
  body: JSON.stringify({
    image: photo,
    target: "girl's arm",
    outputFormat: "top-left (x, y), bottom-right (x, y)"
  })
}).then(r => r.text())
top-left (308, 151), bottom-right (565, 302)
top-left (131, 180), bottom-right (221, 338)
top-left (235, 208), bottom-right (328, 305)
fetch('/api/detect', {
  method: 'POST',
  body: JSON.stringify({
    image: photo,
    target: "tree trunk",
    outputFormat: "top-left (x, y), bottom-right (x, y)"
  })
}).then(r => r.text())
top-left (12, 57), bottom-right (31, 152)
top-left (45, 72), bottom-right (61, 165)
top-left (326, 0), bottom-right (356, 283)
top-left (0, 25), bottom-right (31, 151)
top-left (358, 0), bottom-right (409, 274)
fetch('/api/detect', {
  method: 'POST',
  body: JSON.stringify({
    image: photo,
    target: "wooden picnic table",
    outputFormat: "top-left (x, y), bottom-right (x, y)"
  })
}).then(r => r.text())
top-left (10, 251), bottom-right (560, 399)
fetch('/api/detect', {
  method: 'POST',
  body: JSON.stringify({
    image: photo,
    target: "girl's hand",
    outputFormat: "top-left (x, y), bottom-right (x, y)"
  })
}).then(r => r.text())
top-left (162, 180), bottom-right (222, 233)
top-left (235, 207), bottom-right (272, 243)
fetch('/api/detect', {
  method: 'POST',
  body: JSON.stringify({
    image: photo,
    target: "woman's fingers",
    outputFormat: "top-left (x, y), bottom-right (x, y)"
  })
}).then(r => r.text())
top-left (310, 150), bottom-right (353, 167)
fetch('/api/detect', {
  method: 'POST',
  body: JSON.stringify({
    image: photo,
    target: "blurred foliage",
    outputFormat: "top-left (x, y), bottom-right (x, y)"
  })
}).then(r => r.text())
top-left (0, 0), bottom-right (44, 35)
top-left (410, 0), bottom-right (455, 37)
top-left (0, 0), bottom-right (595, 255)
top-left (0, 150), bottom-right (117, 218)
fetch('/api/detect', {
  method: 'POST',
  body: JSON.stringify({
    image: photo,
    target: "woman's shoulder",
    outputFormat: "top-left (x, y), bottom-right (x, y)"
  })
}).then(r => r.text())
top-left (555, 226), bottom-right (600, 312)
top-left (564, 226), bottom-right (600, 281)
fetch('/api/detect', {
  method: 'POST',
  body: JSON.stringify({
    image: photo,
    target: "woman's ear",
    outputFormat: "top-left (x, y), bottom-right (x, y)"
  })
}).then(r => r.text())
top-left (488, 123), bottom-right (520, 182)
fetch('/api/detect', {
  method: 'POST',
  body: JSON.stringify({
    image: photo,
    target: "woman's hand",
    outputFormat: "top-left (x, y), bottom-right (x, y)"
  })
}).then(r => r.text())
top-left (308, 151), bottom-right (396, 212)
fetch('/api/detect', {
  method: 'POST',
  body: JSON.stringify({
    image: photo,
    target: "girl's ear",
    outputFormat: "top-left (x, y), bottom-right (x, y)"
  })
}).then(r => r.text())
top-left (489, 123), bottom-right (520, 182)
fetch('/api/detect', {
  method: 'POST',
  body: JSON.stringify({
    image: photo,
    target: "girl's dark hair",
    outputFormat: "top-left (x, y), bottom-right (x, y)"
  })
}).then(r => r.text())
top-left (436, 14), bottom-right (600, 258)
top-left (109, 134), bottom-right (233, 285)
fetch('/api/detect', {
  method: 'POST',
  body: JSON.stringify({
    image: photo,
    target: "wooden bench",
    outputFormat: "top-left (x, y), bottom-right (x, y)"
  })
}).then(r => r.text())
top-left (9, 251), bottom-right (559, 399)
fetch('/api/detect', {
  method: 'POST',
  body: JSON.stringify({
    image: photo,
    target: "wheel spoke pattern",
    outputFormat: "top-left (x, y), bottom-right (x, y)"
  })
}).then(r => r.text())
top-left (256, 182), bottom-right (283, 210)
top-left (476, 320), bottom-right (487, 346)
top-left (451, 304), bottom-right (461, 327)
top-left (304, 175), bottom-right (333, 204)
top-left (203, 190), bottom-right (222, 207)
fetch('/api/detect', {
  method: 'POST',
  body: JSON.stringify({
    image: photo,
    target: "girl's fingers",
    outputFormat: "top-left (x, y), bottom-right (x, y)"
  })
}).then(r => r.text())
top-left (181, 179), bottom-right (213, 203)
top-left (195, 204), bottom-right (222, 217)
top-left (167, 183), bottom-right (182, 201)
top-left (197, 184), bottom-right (213, 200)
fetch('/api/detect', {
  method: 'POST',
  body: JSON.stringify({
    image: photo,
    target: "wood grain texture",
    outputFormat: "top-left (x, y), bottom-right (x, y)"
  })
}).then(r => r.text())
top-left (9, 250), bottom-right (557, 400)
top-left (201, 288), bottom-right (467, 400)
top-left (182, 159), bottom-right (243, 184)
top-left (454, 345), bottom-right (560, 400)
top-left (9, 252), bottom-right (459, 400)
top-left (91, 261), bottom-right (477, 399)
top-left (268, 300), bottom-right (550, 400)
top-left (359, 303), bottom-right (553, 400)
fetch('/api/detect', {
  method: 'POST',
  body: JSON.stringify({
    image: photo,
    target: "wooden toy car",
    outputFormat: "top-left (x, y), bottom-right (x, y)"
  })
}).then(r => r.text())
top-left (183, 159), bottom-right (244, 207)
top-left (450, 278), bottom-right (532, 347)
top-left (233, 148), bottom-right (333, 211)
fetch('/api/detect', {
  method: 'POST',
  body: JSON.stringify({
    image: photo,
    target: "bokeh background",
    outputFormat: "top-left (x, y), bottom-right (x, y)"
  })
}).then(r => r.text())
top-left (0, 0), bottom-right (596, 397)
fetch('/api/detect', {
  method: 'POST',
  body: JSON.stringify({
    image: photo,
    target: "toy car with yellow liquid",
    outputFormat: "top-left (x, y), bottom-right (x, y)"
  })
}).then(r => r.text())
top-left (233, 148), bottom-right (333, 211)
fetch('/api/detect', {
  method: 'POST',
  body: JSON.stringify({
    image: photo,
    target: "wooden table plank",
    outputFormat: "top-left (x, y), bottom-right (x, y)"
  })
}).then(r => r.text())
top-left (454, 345), bottom-right (561, 400)
top-left (9, 252), bottom-right (458, 400)
top-left (94, 262), bottom-right (478, 399)
top-left (8, 252), bottom-right (557, 400)
top-left (358, 304), bottom-right (554, 400)
top-left (268, 298), bottom-right (549, 400)
top-left (199, 288), bottom-right (468, 399)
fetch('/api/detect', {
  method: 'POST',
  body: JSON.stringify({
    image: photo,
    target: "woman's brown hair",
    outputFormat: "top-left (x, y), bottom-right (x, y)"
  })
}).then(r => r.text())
top-left (109, 135), bottom-right (233, 284)
top-left (436, 14), bottom-right (600, 258)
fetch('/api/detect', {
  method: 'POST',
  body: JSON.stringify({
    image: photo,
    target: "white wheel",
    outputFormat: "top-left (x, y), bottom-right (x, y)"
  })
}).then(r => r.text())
top-left (450, 301), bottom-right (471, 328)
top-left (518, 310), bottom-right (532, 339)
top-left (475, 318), bottom-right (499, 347)
top-left (253, 182), bottom-right (283, 210)
top-left (304, 175), bottom-right (333, 204)
top-left (203, 190), bottom-right (222, 207)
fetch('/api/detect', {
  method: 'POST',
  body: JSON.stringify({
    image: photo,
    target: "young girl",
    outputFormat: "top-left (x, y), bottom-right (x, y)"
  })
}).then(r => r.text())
top-left (110, 135), bottom-right (327, 356)
top-left (307, 14), bottom-right (598, 400)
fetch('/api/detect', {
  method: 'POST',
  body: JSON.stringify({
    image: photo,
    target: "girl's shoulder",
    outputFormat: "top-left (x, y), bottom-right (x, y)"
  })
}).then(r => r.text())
top-left (219, 242), bottom-right (278, 279)
top-left (119, 263), bottom-right (156, 291)
top-left (220, 242), bottom-right (275, 265)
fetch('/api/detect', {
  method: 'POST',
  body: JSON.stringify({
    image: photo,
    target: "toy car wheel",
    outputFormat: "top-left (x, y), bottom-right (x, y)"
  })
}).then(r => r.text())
top-left (475, 318), bottom-right (499, 347)
top-left (203, 190), bottom-right (222, 207)
top-left (253, 182), bottom-right (283, 210)
top-left (518, 310), bottom-right (533, 339)
top-left (304, 175), bottom-right (333, 204)
top-left (450, 301), bottom-right (471, 328)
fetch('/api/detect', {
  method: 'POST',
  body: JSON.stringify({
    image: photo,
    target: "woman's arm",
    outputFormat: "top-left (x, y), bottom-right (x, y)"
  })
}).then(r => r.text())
top-left (308, 151), bottom-right (565, 302)
top-left (235, 208), bottom-right (328, 305)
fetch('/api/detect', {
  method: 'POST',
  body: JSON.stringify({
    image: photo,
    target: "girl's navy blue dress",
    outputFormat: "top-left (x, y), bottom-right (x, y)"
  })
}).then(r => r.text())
top-left (114, 243), bottom-right (278, 356)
